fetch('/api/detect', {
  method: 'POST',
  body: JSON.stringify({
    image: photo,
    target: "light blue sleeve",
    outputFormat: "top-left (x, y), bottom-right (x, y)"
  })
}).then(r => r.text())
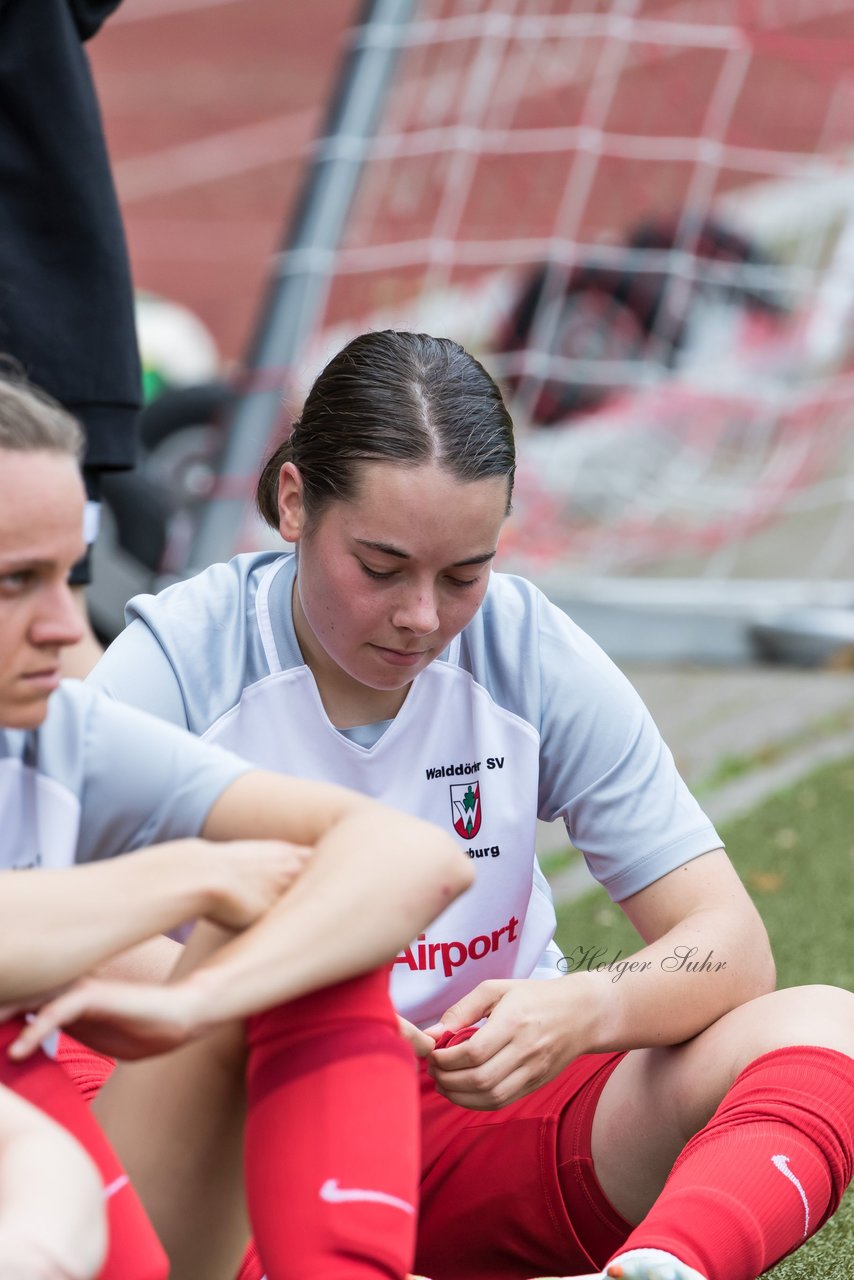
top-left (533, 596), bottom-right (723, 901)
top-left (71, 685), bottom-right (251, 862)
top-left (89, 618), bottom-right (190, 728)
top-left (87, 554), bottom-right (289, 737)
top-left (464, 575), bottom-right (722, 903)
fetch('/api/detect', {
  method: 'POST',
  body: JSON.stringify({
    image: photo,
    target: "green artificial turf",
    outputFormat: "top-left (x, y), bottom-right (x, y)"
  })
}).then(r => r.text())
top-left (552, 755), bottom-right (854, 1279)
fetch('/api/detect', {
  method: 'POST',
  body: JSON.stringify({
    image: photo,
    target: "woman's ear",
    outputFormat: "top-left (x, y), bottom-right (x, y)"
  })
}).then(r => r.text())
top-left (277, 462), bottom-right (305, 542)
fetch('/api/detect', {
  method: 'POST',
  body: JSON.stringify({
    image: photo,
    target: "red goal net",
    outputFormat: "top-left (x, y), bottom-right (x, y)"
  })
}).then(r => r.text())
top-left (281, 0), bottom-right (854, 601)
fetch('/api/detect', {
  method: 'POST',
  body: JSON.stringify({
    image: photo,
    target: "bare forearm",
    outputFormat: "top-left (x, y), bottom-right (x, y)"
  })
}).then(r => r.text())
top-left (91, 934), bottom-right (185, 986)
top-left (0, 845), bottom-right (214, 1001)
top-left (182, 808), bottom-right (471, 1024)
top-left (577, 906), bottom-right (775, 1053)
top-left (0, 805), bottom-right (471, 1064)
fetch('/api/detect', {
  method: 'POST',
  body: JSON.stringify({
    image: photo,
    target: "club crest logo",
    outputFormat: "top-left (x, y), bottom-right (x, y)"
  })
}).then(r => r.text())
top-left (450, 781), bottom-right (482, 839)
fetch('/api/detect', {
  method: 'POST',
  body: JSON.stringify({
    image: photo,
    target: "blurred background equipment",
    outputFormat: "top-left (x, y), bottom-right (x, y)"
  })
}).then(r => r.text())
top-left (494, 212), bottom-right (790, 426)
top-left (89, 0), bottom-right (854, 664)
top-left (95, 291), bottom-right (232, 624)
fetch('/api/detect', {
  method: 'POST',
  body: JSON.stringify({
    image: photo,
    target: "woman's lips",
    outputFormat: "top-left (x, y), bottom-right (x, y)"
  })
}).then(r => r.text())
top-left (371, 645), bottom-right (427, 667)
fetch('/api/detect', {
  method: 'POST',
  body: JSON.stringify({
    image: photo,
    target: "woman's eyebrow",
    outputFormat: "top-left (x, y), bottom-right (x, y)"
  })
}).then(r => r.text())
top-left (453, 551), bottom-right (497, 567)
top-left (354, 538), bottom-right (496, 567)
top-left (355, 539), bottom-right (409, 559)
top-left (0, 554), bottom-right (48, 571)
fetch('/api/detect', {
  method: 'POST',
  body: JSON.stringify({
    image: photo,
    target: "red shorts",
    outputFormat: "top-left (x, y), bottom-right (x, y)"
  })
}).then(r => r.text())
top-left (0, 1021), bottom-right (166, 1280)
top-left (57, 1031), bottom-right (631, 1280)
top-left (416, 1047), bottom-right (633, 1280)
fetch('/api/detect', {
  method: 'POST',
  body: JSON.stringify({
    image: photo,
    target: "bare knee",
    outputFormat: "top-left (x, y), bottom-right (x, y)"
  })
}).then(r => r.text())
top-left (0, 1133), bottom-right (107, 1280)
top-left (638, 986), bottom-right (854, 1147)
top-left (689, 984), bottom-right (854, 1136)
top-left (725, 984), bottom-right (854, 1077)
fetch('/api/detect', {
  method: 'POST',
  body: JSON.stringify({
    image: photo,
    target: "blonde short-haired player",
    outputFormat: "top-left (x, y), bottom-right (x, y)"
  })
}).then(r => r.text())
top-left (0, 372), bottom-right (472, 1279)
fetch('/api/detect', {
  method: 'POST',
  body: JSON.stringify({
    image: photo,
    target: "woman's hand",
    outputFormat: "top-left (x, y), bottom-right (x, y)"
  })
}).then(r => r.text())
top-left (6, 976), bottom-right (212, 1063)
top-left (424, 976), bottom-right (597, 1110)
top-left (396, 1015), bottom-right (436, 1058)
top-left (203, 838), bottom-right (312, 930)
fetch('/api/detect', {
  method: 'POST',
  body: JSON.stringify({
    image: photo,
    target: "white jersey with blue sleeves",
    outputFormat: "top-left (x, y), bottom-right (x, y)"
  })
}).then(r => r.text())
top-left (0, 680), bottom-right (250, 872)
top-left (91, 553), bottom-right (722, 1026)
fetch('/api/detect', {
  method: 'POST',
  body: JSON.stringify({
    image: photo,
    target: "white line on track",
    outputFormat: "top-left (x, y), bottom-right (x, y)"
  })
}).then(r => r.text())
top-left (111, 0), bottom-right (242, 22)
top-left (108, 0), bottom-right (854, 203)
top-left (114, 109), bottom-right (319, 202)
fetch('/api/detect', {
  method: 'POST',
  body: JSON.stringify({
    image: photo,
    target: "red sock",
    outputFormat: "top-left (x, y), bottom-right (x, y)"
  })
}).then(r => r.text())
top-left (612, 1045), bottom-right (854, 1280)
top-left (236, 1239), bottom-right (262, 1280)
top-left (242, 967), bottom-right (419, 1280)
top-left (56, 1032), bottom-right (115, 1102)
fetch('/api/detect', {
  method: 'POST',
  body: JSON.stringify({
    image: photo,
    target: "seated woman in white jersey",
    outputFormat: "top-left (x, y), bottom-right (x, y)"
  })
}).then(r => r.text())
top-left (90, 331), bottom-right (854, 1280)
top-left (0, 372), bottom-right (472, 1280)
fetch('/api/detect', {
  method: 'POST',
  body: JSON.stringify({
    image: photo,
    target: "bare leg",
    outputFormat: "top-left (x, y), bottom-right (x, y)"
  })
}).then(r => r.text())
top-left (0, 1083), bottom-right (106, 1280)
top-left (93, 922), bottom-right (250, 1280)
top-left (591, 984), bottom-right (854, 1224)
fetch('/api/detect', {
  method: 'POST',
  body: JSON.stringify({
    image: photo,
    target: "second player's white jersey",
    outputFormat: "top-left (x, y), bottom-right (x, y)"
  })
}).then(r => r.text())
top-left (92, 553), bottom-right (722, 1026)
top-left (206, 634), bottom-right (553, 1025)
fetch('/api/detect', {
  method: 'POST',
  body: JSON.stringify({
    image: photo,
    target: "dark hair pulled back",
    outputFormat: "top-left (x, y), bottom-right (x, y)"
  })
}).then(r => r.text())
top-left (256, 330), bottom-right (515, 528)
